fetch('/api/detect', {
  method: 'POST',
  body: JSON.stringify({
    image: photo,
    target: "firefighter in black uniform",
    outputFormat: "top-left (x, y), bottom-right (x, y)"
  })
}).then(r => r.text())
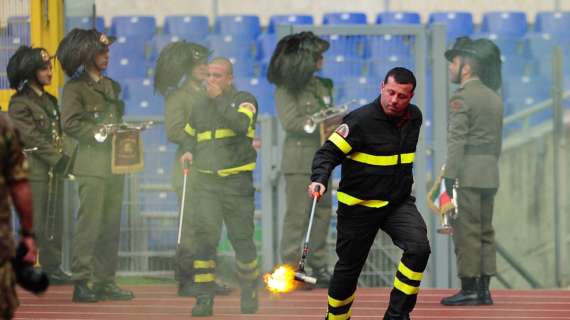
top-left (309, 67), bottom-right (431, 320)
top-left (180, 57), bottom-right (259, 317)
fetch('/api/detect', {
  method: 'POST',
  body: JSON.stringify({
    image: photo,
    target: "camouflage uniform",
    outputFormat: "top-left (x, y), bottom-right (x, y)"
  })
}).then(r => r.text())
top-left (0, 114), bottom-right (28, 319)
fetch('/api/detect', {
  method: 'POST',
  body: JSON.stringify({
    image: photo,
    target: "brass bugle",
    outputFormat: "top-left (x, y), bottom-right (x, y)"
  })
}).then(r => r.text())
top-left (303, 102), bottom-right (352, 134)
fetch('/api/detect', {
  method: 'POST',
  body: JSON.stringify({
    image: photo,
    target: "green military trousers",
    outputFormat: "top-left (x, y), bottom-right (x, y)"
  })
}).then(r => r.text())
top-left (189, 171), bottom-right (259, 295)
top-left (71, 174), bottom-right (124, 283)
top-left (280, 173), bottom-right (332, 270)
top-left (30, 178), bottom-right (64, 273)
top-left (452, 187), bottom-right (497, 277)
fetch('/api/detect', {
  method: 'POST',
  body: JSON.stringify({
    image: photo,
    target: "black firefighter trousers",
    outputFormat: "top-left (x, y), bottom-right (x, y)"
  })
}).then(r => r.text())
top-left (326, 196), bottom-right (431, 319)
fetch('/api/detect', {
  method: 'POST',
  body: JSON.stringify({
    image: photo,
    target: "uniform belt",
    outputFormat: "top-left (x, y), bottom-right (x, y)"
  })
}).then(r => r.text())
top-left (464, 144), bottom-right (496, 155)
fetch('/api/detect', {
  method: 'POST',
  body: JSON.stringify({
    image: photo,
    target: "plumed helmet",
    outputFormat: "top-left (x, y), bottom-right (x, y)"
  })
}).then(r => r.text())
top-left (56, 28), bottom-right (116, 77)
top-left (6, 46), bottom-right (52, 90)
top-left (153, 41), bottom-right (210, 96)
top-left (267, 31), bottom-right (329, 94)
top-left (445, 37), bottom-right (502, 91)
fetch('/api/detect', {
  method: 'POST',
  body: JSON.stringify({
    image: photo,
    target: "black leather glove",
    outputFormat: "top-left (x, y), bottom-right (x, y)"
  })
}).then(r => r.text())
top-left (54, 154), bottom-right (70, 174)
top-left (444, 178), bottom-right (455, 196)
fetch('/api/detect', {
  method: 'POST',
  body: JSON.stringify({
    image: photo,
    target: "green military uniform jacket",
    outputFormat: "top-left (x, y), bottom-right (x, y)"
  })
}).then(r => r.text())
top-left (444, 79), bottom-right (503, 188)
top-left (164, 81), bottom-right (208, 187)
top-left (275, 77), bottom-right (333, 174)
top-left (185, 87), bottom-right (258, 175)
top-left (8, 86), bottom-right (63, 182)
top-left (60, 72), bottom-right (124, 178)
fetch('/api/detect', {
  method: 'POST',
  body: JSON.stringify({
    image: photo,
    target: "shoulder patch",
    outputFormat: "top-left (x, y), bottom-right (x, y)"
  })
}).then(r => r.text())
top-left (239, 102), bottom-right (257, 114)
top-left (335, 123), bottom-right (350, 138)
top-left (449, 99), bottom-right (464, 112)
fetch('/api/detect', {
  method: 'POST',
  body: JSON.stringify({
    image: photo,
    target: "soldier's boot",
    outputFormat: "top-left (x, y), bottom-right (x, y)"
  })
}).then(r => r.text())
top-left (441, 277), bottom-right (481, 306)
top-left (192, 295), bottom-right (214, 317)
top-left (179, 280), bottom-right (233, 297)
top-left (312, 267), bottom-right (332, 289)
top-left (383, 312), bottom-right (411, 320)
top-left (479, 275), bottom-right (493, 305)
top-left (240, 284), bottom-right (259, 314)
top-left (72, 281), bottom-right (98, 303)
top-left (94, 282), bottom-right (134, 301)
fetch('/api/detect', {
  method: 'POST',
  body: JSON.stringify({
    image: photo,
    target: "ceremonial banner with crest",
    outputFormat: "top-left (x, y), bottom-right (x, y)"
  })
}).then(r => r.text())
top-left (111, 129), bottom-right (144, 174)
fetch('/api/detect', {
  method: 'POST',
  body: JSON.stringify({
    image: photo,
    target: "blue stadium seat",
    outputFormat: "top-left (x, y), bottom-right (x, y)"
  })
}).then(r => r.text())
top-left (336, 76), bottom-right (381, 106)
top-left (480, 11), bottom-right (528, 38)
top-left (110, 35), bottom-right (147, 61)
top-left (472, 33), bottom-right (527, 57)
top-left (106, 56), bottom-right (149, 81)
top-left (214, 15), bottom-right (261, 39)
top-left (228, 56), bottom-right (257, 77)
top-left (323, 34), bottom-right (365, 58)
top-left (149, 34), bottom-right (207, 61)
top-left (207, 34), bottom-right (256, 60)
top-left (267, 15), bottom-right (313, 33)
top-left (368, 58), bottom-right (414, 79)
top-left (323, 12), bottom-right (367, 25)
top-left (139, 124), bottom-right (171, 151)
top-left (163, 15), bottom-right (209, 39)
top-left (525, 33), bottom-right (556, 59)
top-left (0, 36), bottom-right (27, 47)
top-left (234, 77), bottom-right (275, 115)
top-left (428, 12), bottom-right (474, 41)
top-left (501, 54), bottom-right (538, 78)
top-left (256, 32), bottom-right (277, 63)
top-left (321, 55), bottom-right (366, 79)
top-left (139, 191), bottom-right (178, 212)
top-left (66, 16), bottom-right (105, 32)
top-left (503, 75), bottom-right (551, 112)
top-left (534, 11), bottom-right (570, 40)
top-left (376, 12), bottom-right (420, 25)
top-left (7, 16), bottom-right (30, 37)
top-left (123, 78), bottom-right (163, 116)
top-left (365, 34), bottom-right (413, 60)
top-left (110, 16), bottom-right (157, 41)
top-left (140, 148), bottom-right (175, 184)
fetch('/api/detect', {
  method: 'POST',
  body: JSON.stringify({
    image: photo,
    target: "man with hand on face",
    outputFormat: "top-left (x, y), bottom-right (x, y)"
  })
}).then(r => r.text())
top-left (180, 57), bottom-right (260, 317)
top-left (309, 68), bottom-right (431, 320)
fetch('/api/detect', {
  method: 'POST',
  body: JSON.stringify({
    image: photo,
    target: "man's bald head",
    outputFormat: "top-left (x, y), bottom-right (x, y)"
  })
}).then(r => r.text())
top-left (208, 57), bottom-right (234, 91)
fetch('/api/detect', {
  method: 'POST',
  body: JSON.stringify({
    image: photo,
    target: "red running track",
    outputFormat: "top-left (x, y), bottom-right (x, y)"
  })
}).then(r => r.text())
top-left (14, 285), bottom-right (570, 319)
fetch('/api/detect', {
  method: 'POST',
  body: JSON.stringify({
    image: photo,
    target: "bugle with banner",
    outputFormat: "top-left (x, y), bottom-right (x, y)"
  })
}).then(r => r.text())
top-left (303, 100), bottom-right (357, 144)
top-left (93, 121), bottom-right (153, 174)
top-left (427, 164), bottom-right (459, 235)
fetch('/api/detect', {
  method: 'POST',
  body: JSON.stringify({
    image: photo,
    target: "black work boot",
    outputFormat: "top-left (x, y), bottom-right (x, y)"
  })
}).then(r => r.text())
top-left (240, 286), bottom-right (259, 314)
top-left (179, 280), bottom-right (233, 297)
top-left (72, 281), bottom-right (98, 303)
top-left (441, 277), bottom-right (481, 306)
top-left (479, 275), bottom-right (493, 305)
top-left (94, 282), bottom-right (134, 301)
top-left (192, 295), bottom-right (214, 317)
top-left (312, 267), bottom-right (332, 288)
top-left (383, 313), bottom-right (411, 320)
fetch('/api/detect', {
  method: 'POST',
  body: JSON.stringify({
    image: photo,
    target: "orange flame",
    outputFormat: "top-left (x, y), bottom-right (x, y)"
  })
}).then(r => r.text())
top-left (263, 265), bottom-right (298, 294)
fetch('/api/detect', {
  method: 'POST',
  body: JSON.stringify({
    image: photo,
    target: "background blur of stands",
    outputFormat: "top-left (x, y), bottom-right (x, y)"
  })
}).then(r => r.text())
top-left (1, 0), bottom-right (569, 289)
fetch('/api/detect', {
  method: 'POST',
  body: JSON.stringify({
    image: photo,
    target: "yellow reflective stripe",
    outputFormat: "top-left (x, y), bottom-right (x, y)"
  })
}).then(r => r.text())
top-left (237, 269), bottom-right (260, 280)
top-left (328, 132), bottom-right (352, 154)
top-left (184, 124), bottom-right (196, 136)
top-left (327, 293), bottom-right (355, 308)
top-left (237, 259), bottom-right (258, 270)
top-left (197, 129), bottom-right (237, 142)
top-left (337, 192), bottom-right (389, 208)
top-left (194, 274), bottom-right (215, 283)
top-left (398, 262), bottom-right (423, 281)
top-left (349, 152), bottom-right (416, 166)
top-left (247, 127), bottom-right (255, 139)
top-left (194, 260), bottom-right (216, 269)
top-left (217, 162), bottom-right (256, 177)
top-left (238, 106), bottom-right (255, 123)
top-left (401, 152), bottom-right (415, 164)
top-left (394, 277), bottom-right (420, 295)
top-left (327, 310), bottom-right (352, 320)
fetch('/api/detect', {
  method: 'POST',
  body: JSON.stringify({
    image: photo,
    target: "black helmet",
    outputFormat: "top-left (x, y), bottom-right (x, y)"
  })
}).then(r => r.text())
top-left (153, 41), bottom-right (210, 96)
top-left (6, 46), bottom-right (52, 91)
top-left (267, 31), bottom-right (329, 94)
top-left (445, 37), bottom-right (502, 91)
top-left (56, 28), bottom-right (116, 77)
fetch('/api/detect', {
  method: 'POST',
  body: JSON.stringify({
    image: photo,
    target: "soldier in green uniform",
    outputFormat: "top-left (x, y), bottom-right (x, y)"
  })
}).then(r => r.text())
top-left (440, 37), bottom-right (503, 306)
top-left (180, 57), bottom-right (260, 317)
top-left (56, 28), bottom-right (134, 303)
top-left (6, 46), bottom-right (72, 285)
top-left (267, 31), bottom-right (333, 287)
top-left (154, 41), bottom-right (231, 297)
top-left (0, 112), bottom-right (38, 319)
